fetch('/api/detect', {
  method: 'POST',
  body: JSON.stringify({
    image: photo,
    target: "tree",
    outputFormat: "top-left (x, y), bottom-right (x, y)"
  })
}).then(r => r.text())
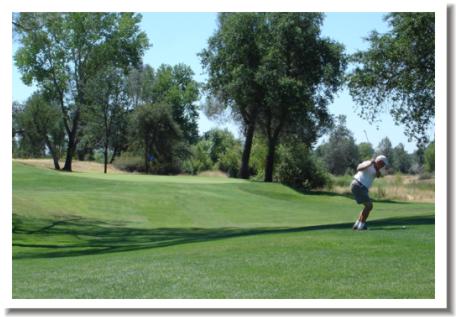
top-left (316, 115), bottom-right (359, 175)
top-left (14, 13), bottom-right (149, 171)
top-left (15, 93), bottom-right (65, 169)
top-left (13, 101), bottom-right (46, 158)
top-left (84, 67), bottom-right (129, 173)
top-left (152, 64), bottom-right (200, 144)
top-left (391, 143), bottom-right (412, 173)
top-left (202, 128), bottom-right (238, 164)
top-left (184, 140), bottom-right (213, 175)
top-left (347, 13), bottom-right (435, 146)
top-left (127, 64), bottom-right (200, 144)
top-left (424, 141), bottom-right (435, 173)
top-left (200, 13), bottom-right (266, 179)
top-left (358, 142), bottom-right (374, 161)
top-left (276, 143), bottom-right (330, 191)
top-left (376, 137), bottom-right (393, 163)
top-left (256, 13), bottom-right (346, 181)
top-left (126, 64), bottom-right (155, 108)
top-left (130, 103), bottom-right (182, 174)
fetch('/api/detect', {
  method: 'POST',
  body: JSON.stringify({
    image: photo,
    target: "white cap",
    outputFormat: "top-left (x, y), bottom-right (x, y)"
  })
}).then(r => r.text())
top-left (375, 155), bottom-right (389, 166)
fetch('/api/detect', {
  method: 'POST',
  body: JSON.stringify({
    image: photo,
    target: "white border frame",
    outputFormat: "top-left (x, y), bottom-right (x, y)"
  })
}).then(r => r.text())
top-left (1, 0), bottom-right (447, 310)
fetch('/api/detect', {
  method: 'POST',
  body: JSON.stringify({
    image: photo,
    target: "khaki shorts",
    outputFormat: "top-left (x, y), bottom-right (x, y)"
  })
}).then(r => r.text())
top-left (351, 179), bottom-right (371, 204)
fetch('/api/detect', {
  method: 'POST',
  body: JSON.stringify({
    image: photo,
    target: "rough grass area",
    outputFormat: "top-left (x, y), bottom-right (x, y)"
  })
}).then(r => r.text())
top-left (13, 158), bottom-right (126, 174)
top-left (12, 162), bottom-right (435, 299)
top-left (325, 174), bottom-right (434, 203)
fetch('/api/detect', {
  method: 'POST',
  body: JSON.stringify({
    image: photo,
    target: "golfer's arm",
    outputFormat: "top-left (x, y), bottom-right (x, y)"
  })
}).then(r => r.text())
top-left (357, 160), bottom-right (374, 172)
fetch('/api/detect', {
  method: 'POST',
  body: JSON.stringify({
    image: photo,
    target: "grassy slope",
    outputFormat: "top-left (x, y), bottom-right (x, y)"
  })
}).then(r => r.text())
top-left (12, 162), bottom-right (435, 299)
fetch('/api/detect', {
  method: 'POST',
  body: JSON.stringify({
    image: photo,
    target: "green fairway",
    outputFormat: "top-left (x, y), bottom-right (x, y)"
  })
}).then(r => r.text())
top-left (12, 162), bottom-right (435, 299)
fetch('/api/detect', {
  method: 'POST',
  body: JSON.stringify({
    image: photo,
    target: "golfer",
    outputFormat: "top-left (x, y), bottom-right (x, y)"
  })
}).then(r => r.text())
top-left (351, 155), bottom-right (388, 230)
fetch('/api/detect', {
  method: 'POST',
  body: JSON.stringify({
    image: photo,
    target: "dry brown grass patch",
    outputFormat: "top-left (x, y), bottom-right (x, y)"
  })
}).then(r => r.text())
top-left (13, 159), bottom-right (126, 174)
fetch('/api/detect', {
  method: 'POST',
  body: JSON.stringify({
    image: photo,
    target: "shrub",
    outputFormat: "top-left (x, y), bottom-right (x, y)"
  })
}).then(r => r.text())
top-left (249, 136), bottom-right (267, 177)
top-left (424, 141), bottom-right (435, 173)
top-left (113, 153), bottom-right (145, 172)
top-left (181, 140), bottom-right (213, 175)
top-left (275, 144), bottom-right (330, 191)
top-left (418, 172), bottom-right (433, 180)
top-left (218, 146), bottom-right (241, 177)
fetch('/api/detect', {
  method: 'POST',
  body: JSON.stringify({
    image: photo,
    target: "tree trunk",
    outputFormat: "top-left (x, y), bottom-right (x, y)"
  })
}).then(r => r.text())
top-left (45, 139), bottom-right (60, 170)
top-left (63, 134), bottom-right (76, 172)
top-left (103, 142), bottom-right (108, 174)
top-left (109, 147), bottom-right (118, 164)
top-left (240, 123), bottom-right (255, 179)
top-left (264, 138), bottom-right (277, 182)
top-left (62, 110), bottom-right (80, 172)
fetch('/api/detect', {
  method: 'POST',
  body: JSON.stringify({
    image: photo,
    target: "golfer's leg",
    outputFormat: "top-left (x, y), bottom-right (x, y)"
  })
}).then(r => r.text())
top-left (360, 201), bottom-right (373, 222)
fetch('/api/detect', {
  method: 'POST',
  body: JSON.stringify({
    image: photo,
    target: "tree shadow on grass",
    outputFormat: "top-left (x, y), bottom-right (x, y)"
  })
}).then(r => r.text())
top-left (12, 214), bottom-right (434, 260)
top-left (301, 190), bottom-right (413, 204)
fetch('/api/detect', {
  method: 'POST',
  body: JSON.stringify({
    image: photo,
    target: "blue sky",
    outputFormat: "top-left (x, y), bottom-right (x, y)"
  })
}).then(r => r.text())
top-left (12, 12), bottom-right (434, 153)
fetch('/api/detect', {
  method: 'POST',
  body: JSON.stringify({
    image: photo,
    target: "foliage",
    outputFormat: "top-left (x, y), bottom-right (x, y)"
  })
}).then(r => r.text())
top-left (13, 93), bottom-right (65, 168)
top-left (358, 142), bottom-right (374, 161)
top-left (129, 103), bottom-right (182, 174)
top-left (182, 130), bottom-right (242, 177)
top-left (424, 141), bottom-right (435, 173)
top-left (126, 64), bottom-right (156, 108)
top-left (276, 143), bottom-right (330, 191)
top-left (182, 140), bottom-right (213, 175)
top-left (202, 128), bottom-right (239, 164)
top-left (84, 66), bottom-right (130, 172)
top-left (152, 64), bottom-right (200, 144)
top-left (347, 13), bottom-right (435, 145)
top-left (255, 13), bottom-right (346, 181)
top-left (12, 101), bottom-right (45, 158)
top-left (217, 143), bottom-right (242, 178)
top-left (249, 136), bottom-right (268, 177)
top-left (14, 13), bottom-right (150, 171)
top-left (200, 13), bottom-right (267, 179)
top-left (391, 143), bottom-right (412, 174)
top-left (316, 115), bottom-right (359, 175)
top-left (112, 153), bottom-right (145, 172)
top-left (126, 63), bottom-right (200, 146)
top-left (376, 137), bottom-right (393, 162)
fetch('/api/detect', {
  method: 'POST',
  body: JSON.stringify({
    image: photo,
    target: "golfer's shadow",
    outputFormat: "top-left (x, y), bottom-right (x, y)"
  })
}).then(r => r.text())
top-left (12, 214), bottom-right (434, 259)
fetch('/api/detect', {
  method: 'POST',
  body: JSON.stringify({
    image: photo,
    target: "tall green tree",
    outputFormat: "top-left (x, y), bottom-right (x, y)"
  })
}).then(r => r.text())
top-left (424, 140), bottom-right (435, 173)
top-left (130, 103), bottom-right (182, 174)
top-left (201, 13), bottom-right (345, 182)
top-left (15, 93), bottom-right (65, 169)
top-left (376, 137), bottom-right (393, 163)
top-left (391, 143), bottom-right (412, 173)
top-left (152, 64), bottom-right (200, 144)
top-left (347, 13), bottom-right (435, 145)
top-left (316, 115), bottom-right (359, 175)
top-left (14, 13), bottom-right (149, 171)
top-left (84, 67), bottom-right (129, 173)
top-left (127, 64), bottom-right (200, 144)
top-left (358, 142), bottom-right (374, 161)
top-left (127, 64), bottom-right (155, 108)
top-left (202, 128), bottom-right (238, 164)
top-left (200, 13), bottom-right (265, 179)
top-left (256, 13), bottom-right (346, 181)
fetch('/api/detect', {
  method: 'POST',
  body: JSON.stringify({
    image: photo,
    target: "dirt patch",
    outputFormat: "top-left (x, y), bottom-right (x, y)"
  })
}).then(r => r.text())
top-left (13, 159), bottom-right (126, 174)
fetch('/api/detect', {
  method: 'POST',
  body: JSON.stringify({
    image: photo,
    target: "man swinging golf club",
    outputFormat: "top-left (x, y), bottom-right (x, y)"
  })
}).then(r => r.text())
top-left (351, 155), bottom-right (388, 230)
